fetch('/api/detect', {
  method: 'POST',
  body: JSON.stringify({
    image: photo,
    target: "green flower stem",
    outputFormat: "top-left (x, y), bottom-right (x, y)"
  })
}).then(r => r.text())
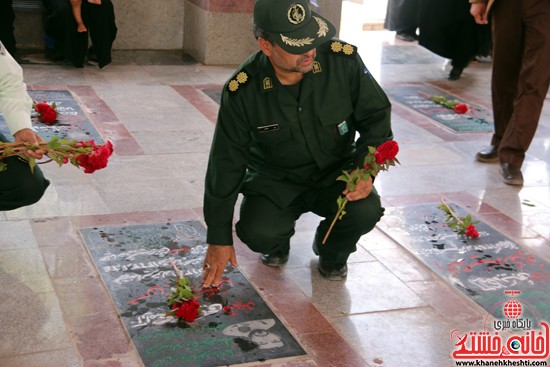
top-left (322, 197), bottom-right (348, 244)
top-left (440, 199), bottom-right (464, 226)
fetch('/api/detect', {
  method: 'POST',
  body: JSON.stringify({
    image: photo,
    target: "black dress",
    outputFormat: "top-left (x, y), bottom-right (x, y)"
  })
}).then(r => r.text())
top-left (418, 0), bottom-right (491, 69)
top-left (384, 0), bottom-right (420, 35)
top-left (42, 0), bottom-right (117, 68)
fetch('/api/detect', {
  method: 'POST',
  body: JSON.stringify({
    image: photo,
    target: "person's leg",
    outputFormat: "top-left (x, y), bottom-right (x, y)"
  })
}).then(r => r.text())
top-left (82, 0), bottom-right (117, 68)
top-left (0, 135), bottom-right (50, 211)
top-left (0, 0), bottom-right (16, 55)
top-left (497, 0), bottom-right (550, 169)
top-left (236, 194), bottom-right (303, 265)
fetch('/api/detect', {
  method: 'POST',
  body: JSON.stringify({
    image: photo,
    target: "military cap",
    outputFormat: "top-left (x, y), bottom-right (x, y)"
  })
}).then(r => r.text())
top-left (254, 0), bottom-right (336, 54)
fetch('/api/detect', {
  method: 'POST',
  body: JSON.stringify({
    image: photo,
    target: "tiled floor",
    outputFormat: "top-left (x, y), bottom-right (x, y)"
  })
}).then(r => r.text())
top-left (2, 4), bottom-right (550, 367)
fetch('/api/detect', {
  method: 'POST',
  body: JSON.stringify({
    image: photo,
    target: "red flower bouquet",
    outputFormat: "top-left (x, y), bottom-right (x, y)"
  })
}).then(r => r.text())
top-left (32, 101), bottom-right (58, 125)
top-left (0, 136), bottom-right (114, 174)
top-left (323, 140), bottom-right (400, 244)
top-left (438, 199), bottom-right (479, 239)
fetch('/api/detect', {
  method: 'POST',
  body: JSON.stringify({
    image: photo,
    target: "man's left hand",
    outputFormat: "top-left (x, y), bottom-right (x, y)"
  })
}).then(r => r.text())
top-left (343, 175), bottom-right (373, 201)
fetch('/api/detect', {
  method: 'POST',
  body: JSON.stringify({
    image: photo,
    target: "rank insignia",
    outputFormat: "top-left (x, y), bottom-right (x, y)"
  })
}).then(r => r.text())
top-left (330, 41), bottom-right (356, 56)
top-left (338, 121), bottom-right (349, 135)
top-left (263, 77), bottom-right (273, 90)
top-left (227, 71), bottom-right (249, 92)
top-left (313, 61), bottom-right (322, 74)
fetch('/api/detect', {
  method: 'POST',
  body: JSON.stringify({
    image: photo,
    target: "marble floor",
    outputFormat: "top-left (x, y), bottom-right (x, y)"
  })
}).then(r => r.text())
top-left (2, 6), bottom-right (550, 367)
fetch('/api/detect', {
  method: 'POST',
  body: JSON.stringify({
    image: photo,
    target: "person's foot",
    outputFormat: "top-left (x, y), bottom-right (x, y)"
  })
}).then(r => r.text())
top-left (312, 241), bottom-right (347, 281)
top-left (448, 67), bottom-right (464, 80)
top-left (318, 260), bottom-right (348, 281)
top-left (395, 32), bottom-right (417, 42)
top-left (476, 146), bottom-right (499, 163)
top-left (260, 250), bottom-right (289, 266)
top-left (500, 163), bottom-right (523, 186)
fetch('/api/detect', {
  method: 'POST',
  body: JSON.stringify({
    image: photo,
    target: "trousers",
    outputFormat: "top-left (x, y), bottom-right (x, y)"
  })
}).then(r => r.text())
top-left (0, 134), bottom-right (50, 211)
top-left (235, 181), bottom-right (385, 265)
top-left (490, 0), bottom-right (550, 167)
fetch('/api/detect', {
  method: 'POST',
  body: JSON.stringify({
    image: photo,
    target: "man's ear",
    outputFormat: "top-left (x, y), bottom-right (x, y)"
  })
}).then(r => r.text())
top-left (258, 38), bottom-right (273, 56)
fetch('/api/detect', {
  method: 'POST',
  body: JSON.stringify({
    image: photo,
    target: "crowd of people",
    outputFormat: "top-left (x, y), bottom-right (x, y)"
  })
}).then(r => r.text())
top-left (0, 0), bottom-right (117, 68)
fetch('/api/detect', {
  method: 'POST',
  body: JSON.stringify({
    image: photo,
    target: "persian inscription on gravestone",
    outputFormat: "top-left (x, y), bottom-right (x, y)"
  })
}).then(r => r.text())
top-left (0, 90), bottom-right (103, 143)
top-left (380, 204), bottom-right (550, 321)
top-left (80, 221), bottom-right (305, 367)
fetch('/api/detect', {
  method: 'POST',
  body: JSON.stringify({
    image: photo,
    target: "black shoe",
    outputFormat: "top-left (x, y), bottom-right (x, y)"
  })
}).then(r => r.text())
top-left (260, 251), bottom-right (289, 267)
top-left (396, 32), bottom-right (417, 42)
top-left (318, 260), bottom-right (347, 281)
top-left (448, 67), bottom-right (464, 80)
top-left (312, 241), bottom-right (347, 280)
top-left (476, 145), bottom-right (499, 163)
top-left (500, 163), bottom-right (523, 186)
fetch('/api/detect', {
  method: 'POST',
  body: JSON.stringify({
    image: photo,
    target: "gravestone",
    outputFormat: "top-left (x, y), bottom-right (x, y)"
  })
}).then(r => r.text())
top-left (0, 89), bottom-right (103, 143)
top-left (381, 204), bottom-right (550, 322)
top-left (80, 221), bottom-right (306, 367)
top-left (385, 84), bottom-right (494, 133)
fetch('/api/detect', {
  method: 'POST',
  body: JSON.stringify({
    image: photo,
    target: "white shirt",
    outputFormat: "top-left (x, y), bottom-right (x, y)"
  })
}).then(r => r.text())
top-left (0, 41), bottom-right (33, 137)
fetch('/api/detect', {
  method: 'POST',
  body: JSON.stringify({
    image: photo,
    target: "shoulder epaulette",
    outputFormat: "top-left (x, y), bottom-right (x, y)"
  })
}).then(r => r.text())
top-left (226, 69), bottom-right (250, 93)
top-left (327, 40), bottom-right (356, 57)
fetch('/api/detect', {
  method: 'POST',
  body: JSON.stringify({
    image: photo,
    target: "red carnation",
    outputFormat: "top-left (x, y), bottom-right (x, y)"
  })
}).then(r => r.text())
top-left (465, 224), bottom-right (479, 238)
top-left (34, 101), bottom-right (58, 125)
top-left (374, 140), bottom-right (399, 164)
top-left (454, 103), bottom-right (468, 114)
top-left (75, 140), bottom-right (114, 173)
top-left (172, 298), bottom-right (201, 322)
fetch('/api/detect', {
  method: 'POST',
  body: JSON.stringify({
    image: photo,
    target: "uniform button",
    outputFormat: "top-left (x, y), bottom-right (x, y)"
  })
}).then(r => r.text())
top-left (298, 107), bottom-right (303, 112)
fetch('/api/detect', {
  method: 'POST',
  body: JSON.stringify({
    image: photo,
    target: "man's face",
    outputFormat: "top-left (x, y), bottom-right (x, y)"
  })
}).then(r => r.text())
top-left (261, 39), bottom-right (317, 75)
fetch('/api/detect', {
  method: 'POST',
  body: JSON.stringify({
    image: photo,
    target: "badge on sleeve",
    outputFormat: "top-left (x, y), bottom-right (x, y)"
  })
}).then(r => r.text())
top-left (338, 121), bottom-right (348, 135)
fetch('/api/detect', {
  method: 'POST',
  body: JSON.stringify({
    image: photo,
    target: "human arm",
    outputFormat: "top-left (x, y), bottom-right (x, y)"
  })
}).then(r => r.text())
top-left (469, 0), bottom-right (489, 24)
top-left (343, 173), bottom-right (373, 201)
top-left (69, 0), bottom-right (87, 32)
top-left (0, 46), bottom-right (45, 159)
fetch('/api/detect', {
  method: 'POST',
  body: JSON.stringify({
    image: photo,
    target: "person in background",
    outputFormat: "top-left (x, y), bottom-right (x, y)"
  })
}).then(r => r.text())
top-left (41, 0), bottom-right (117, 68)
top-left (201, 0), bottom-right (393, 287)
top-left (418, 0), bottom-right (491, 80)
top-left (0, 41), bottom-right (50, 211)
top-left (0, 0), bottom-right (17, 56)
top-left (384, 0), bottom-right (420, 42)
top-left (470, 0), bottom-right (550, 185)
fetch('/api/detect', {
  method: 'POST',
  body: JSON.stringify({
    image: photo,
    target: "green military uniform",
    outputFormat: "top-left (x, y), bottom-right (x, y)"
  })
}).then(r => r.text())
top-left (204, 38), bottom-right (393, 264)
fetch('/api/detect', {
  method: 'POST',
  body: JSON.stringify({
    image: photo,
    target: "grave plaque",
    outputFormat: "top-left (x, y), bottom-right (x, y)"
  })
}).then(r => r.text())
top-left (80, 221), bottom-right (306, 367)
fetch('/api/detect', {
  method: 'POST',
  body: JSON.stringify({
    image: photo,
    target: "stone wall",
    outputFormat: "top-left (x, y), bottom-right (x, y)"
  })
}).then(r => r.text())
top-left (13, 0), bottom-right (343, 66)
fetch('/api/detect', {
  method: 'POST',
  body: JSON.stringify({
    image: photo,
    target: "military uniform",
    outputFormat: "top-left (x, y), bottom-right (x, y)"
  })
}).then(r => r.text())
top-left (0, 41), bottom-right (50, 210)
top-left (204, 39), bottom-right (393, 264)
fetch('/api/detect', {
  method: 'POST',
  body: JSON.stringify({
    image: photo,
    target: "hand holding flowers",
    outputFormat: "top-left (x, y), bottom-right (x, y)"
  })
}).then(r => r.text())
top-left (322, 140), bottom-right (400, 244)
top-left (0, 136), bottom-right (113, 174)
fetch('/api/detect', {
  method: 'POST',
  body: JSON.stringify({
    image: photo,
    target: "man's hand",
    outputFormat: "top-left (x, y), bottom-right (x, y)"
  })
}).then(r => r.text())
top-left (343, 175), bottom-right (373, 201)
top-left (470, 3), bottom-right (488, 24)
top-left (13, 128), bottom-right (45, 160)
top-left (202, 245), bottom-right (238, 288)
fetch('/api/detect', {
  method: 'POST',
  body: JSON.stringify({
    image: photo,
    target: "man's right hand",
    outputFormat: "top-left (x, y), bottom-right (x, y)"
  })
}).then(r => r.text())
top-left (470, 3), bottom-right (488, 24)
top-left (202, 244), bottom-right (238, 288)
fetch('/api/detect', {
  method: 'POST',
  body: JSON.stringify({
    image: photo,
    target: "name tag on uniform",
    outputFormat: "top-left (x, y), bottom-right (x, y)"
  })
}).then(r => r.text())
top-left (338, 121), bottom-right (348, 135)
top-left (257, 124), bottom-right (280, 133)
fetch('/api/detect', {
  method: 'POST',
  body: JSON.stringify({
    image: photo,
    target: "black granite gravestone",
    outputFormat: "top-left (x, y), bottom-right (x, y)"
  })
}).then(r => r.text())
top-left (80, 221), bottom-right (306, 367)
top-left (0, 90), bottom-right (103, 143)
top-left (385, 84), bottom-right (494, 133)
top-left (381, 204), bottom-right (550, 323)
